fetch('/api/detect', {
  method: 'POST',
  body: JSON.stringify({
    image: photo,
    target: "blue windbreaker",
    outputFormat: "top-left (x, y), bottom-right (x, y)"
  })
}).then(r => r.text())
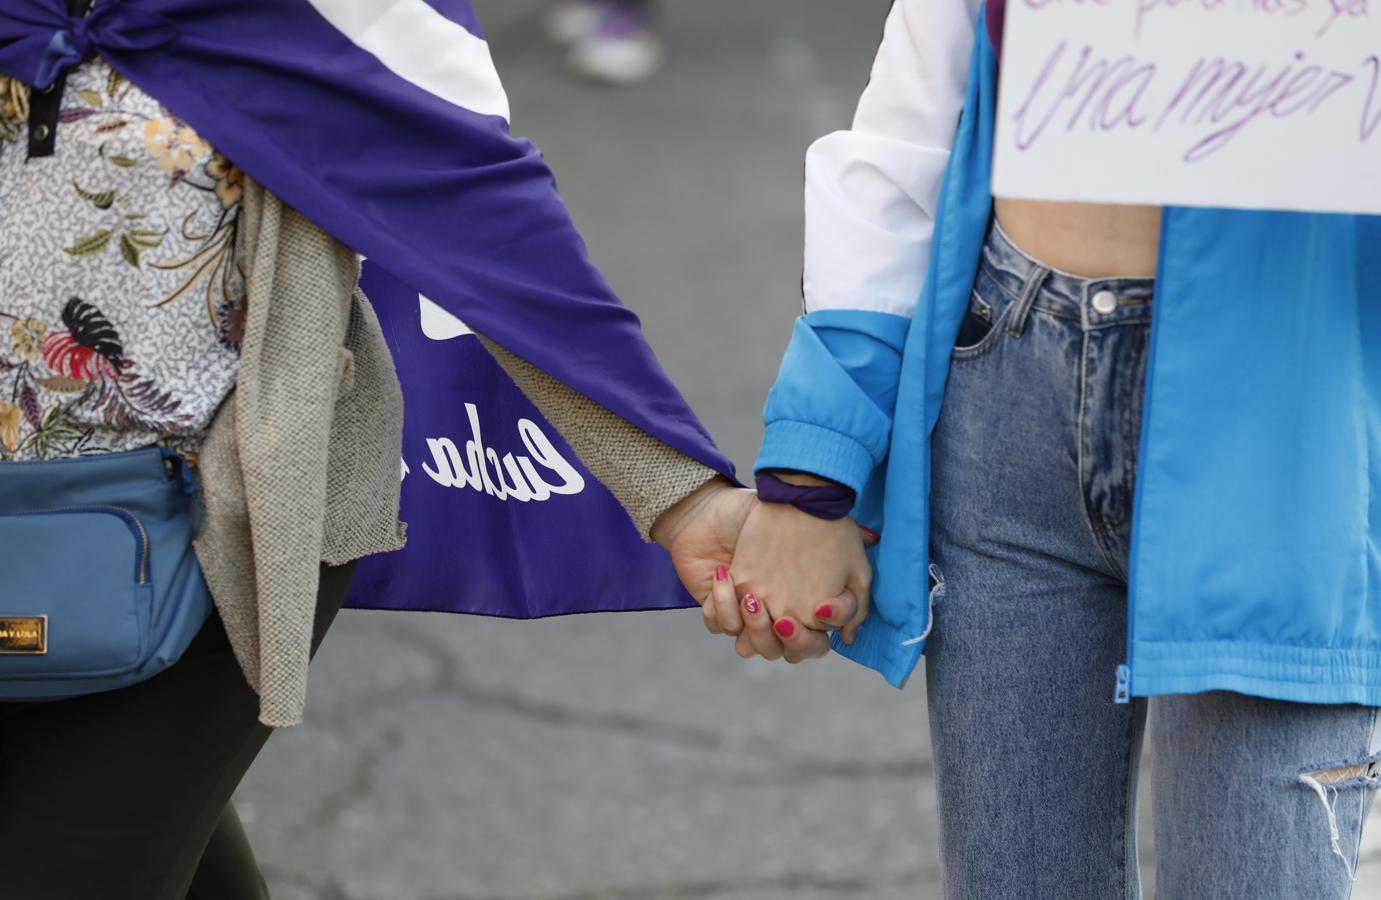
top-left (758, 15), bottom-right (1381, 705)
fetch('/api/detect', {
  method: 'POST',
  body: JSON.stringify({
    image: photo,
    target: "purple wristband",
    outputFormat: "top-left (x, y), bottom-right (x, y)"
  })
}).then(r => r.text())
top-left (754, 471), bottom-right (856, 520)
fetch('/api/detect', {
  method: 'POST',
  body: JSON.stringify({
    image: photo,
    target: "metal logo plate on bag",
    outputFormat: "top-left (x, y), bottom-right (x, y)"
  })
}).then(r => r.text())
top-left (0, 616), bottom-right (47, 654)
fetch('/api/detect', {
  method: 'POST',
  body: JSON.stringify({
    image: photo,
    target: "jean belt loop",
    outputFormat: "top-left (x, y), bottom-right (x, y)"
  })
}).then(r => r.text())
top-left (1007, 262), bottom-right (1049, 338)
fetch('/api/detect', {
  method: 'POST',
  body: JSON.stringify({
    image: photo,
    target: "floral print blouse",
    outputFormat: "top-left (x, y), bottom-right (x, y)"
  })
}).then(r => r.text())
top-left (0, 60), bottom-right (245, 460)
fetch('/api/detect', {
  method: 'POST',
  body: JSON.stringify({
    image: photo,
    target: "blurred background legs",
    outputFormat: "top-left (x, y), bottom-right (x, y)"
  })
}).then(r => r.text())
top-left (546, 0), bottom-right (665, 86)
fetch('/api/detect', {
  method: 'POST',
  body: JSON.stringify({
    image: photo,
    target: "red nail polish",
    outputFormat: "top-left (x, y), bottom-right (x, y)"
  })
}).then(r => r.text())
top-left (815, 604), bottom-right (834, 620)
top-left (744, 593), bottom-right (760, 614)
top-left (774, 619), bottom-right (795, 638)
top-left (716, 565), bottom-right (727, 582)
top-left (859, 525), bottom-right (880, 540)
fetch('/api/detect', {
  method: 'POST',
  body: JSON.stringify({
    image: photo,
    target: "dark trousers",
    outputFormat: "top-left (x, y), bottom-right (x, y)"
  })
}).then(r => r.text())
top-left (0, 563), bottom-right (355, 900)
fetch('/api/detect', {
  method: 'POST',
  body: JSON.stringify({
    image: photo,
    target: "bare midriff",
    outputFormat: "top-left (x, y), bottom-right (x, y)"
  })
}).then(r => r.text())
top-left (994, 198), bottom-right (1163, 280)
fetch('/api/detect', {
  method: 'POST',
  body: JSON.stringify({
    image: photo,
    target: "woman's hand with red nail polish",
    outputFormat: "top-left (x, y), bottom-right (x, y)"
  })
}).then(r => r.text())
top-left (652, 478), bottom-right (870, 664)
top-left (651, 478), bottom-right (756, 638)
top-left (677, 499), bottom-right (832, 665)
top-left (727, 497), bottom-right (873, 656)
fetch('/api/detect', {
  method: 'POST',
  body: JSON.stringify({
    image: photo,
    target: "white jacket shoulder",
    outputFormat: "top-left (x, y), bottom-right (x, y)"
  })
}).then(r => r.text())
top-left (803, 0), bottom-right (977, 317)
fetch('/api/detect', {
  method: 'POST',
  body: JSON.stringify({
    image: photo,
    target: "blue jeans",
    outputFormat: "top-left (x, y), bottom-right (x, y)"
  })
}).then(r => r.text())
top-left (926, 222), bottom-right (1381, 899)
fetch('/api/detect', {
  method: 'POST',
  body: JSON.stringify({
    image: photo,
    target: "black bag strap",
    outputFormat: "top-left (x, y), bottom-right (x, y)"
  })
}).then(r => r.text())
top-left (27, 0), bottom-right (100, 160)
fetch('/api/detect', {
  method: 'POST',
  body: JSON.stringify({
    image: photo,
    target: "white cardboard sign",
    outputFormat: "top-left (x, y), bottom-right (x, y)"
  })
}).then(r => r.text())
top-left (992, 0), bottom-right (1381, 214)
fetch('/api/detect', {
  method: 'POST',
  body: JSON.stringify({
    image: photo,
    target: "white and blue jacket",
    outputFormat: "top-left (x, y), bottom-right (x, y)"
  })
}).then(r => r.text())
top-left (758, 0), bottom-right (1381, 704)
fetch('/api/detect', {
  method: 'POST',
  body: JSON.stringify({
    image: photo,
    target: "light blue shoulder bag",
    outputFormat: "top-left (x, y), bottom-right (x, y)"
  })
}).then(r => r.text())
top-left (0, 447), bottom-right (214, 699)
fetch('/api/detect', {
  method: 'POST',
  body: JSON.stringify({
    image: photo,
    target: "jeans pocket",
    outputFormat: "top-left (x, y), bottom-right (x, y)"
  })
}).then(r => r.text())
top-left (952, 290), bottom-right (1011, 361)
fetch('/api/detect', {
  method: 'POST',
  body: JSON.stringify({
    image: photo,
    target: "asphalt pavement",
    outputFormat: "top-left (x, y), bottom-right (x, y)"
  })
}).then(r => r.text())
top-left (234, 2), bottom-right (1381, 897)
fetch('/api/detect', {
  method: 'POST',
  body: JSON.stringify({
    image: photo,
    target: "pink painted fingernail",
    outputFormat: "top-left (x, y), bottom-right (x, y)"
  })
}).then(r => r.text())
top-left (774, 619), bottom-right (795, 638)
top-left (858, 525), bottom-right (880, 541)
top-left (744, 593), bottom-right (760, 614)
top-left (715, 565), bottom-right (727, 582)
top-left (815, 603), bottom-right (834, 620)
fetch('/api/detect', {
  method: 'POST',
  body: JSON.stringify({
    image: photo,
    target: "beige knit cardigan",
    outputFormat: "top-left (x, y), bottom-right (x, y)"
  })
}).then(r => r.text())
top-left (196, 180), bottom-right (715, 727)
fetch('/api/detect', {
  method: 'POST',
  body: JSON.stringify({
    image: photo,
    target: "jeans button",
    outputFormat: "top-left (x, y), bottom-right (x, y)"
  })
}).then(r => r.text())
top-left (1092, 289), bottom-right (1119, 315)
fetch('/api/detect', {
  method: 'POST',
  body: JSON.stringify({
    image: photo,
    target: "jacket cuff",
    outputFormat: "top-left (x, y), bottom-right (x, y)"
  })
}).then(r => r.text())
top-left (755, 419), bottom-right (878, 497)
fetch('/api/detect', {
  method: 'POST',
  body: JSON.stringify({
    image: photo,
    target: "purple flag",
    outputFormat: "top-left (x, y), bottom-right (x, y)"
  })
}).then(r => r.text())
top-left (346, 263), bottom-right (696, 617)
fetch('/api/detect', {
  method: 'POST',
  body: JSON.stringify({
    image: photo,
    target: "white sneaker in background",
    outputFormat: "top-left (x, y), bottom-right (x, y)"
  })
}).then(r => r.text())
top-left (544, 0), bottom-right (607, 46)
top-left (566, 6), bottom-right (665, 86)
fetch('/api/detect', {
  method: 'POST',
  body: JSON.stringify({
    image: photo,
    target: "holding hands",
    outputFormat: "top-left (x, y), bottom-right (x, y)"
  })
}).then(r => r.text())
top-left (652, 473), bottom-right (876, 666)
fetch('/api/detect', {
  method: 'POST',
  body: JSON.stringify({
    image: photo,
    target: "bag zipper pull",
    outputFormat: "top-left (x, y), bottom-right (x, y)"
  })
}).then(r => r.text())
top-left (1114, 664), bottom-right (1131, 705)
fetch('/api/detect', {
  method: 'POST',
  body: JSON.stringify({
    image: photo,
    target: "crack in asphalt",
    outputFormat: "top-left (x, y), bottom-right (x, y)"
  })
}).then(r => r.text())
top-left (308, 726), bottom-right (404, 828)
top-left (278, 618), bottom-right (930, 886)
top-left (262, 864), bottom-right (939, 900)
top-left (319, 618), bottom-right (929, 783)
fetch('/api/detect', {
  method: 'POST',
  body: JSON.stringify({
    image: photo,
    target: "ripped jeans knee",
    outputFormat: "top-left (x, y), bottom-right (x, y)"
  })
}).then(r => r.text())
top-left (1298, 751), bottom-right (1381, 878)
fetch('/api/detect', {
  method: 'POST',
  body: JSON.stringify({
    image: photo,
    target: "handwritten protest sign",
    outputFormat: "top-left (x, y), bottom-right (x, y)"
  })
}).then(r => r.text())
top-left (992, 0), bottom-right (1381, 214)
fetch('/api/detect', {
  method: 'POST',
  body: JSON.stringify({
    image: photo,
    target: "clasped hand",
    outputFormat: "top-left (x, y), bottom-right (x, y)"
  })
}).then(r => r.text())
top-left (651, 478), bottom-right (875, 665)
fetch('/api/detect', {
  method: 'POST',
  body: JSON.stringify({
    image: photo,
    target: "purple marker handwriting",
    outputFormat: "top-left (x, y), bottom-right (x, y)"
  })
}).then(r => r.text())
top-left (1001, 0), bottom-right (1379, 212)
top-left (1023, 0), bottom-right (1371, 41)
top-left (1364, 55), bottom-right (1381, 140)
top-left (1318, 0), bottom-right (1371, 38)
top-left (1011, 42), bottom-right (1373, 161)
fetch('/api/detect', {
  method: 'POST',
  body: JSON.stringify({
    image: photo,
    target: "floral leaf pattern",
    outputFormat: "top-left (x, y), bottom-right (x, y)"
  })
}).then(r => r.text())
top-left (60, 297), bottom-right (126, 371)
top-left (36, 375), bottom-right (87, 394)
top-left (0, 59), bottom-right (244, 460)
top-left (73, 182), bottom-right (118, 210)
top-left (0, 76), bottom-right (27, 142)
top-left (23, 403), bottom-right (90, 459)
top-left (9, 318), bottom-right (46, 362)
top-left (57, 107), bottom-right (97, 124)
top-left (64, 230), bottom-right (114, 256)
top-left (0, 402), bottom-right (20, 453)
top-left (127, 228), bottom-right (164, 249)
top-left (119, 233), bottom-right (141, 267)
top-left (18, 383), bottom-right (40, 430)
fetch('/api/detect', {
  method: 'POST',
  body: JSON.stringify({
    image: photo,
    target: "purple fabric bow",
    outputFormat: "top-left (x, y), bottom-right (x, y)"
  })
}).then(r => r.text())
top-left (0, 0), bottom-right (176, 89)
top-left (755, 471), bottom-right (856, 521)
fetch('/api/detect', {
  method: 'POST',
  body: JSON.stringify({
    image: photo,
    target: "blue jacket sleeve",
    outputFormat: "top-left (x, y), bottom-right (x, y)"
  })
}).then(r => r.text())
top-left (755, 309), bottom-right (912, 495)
